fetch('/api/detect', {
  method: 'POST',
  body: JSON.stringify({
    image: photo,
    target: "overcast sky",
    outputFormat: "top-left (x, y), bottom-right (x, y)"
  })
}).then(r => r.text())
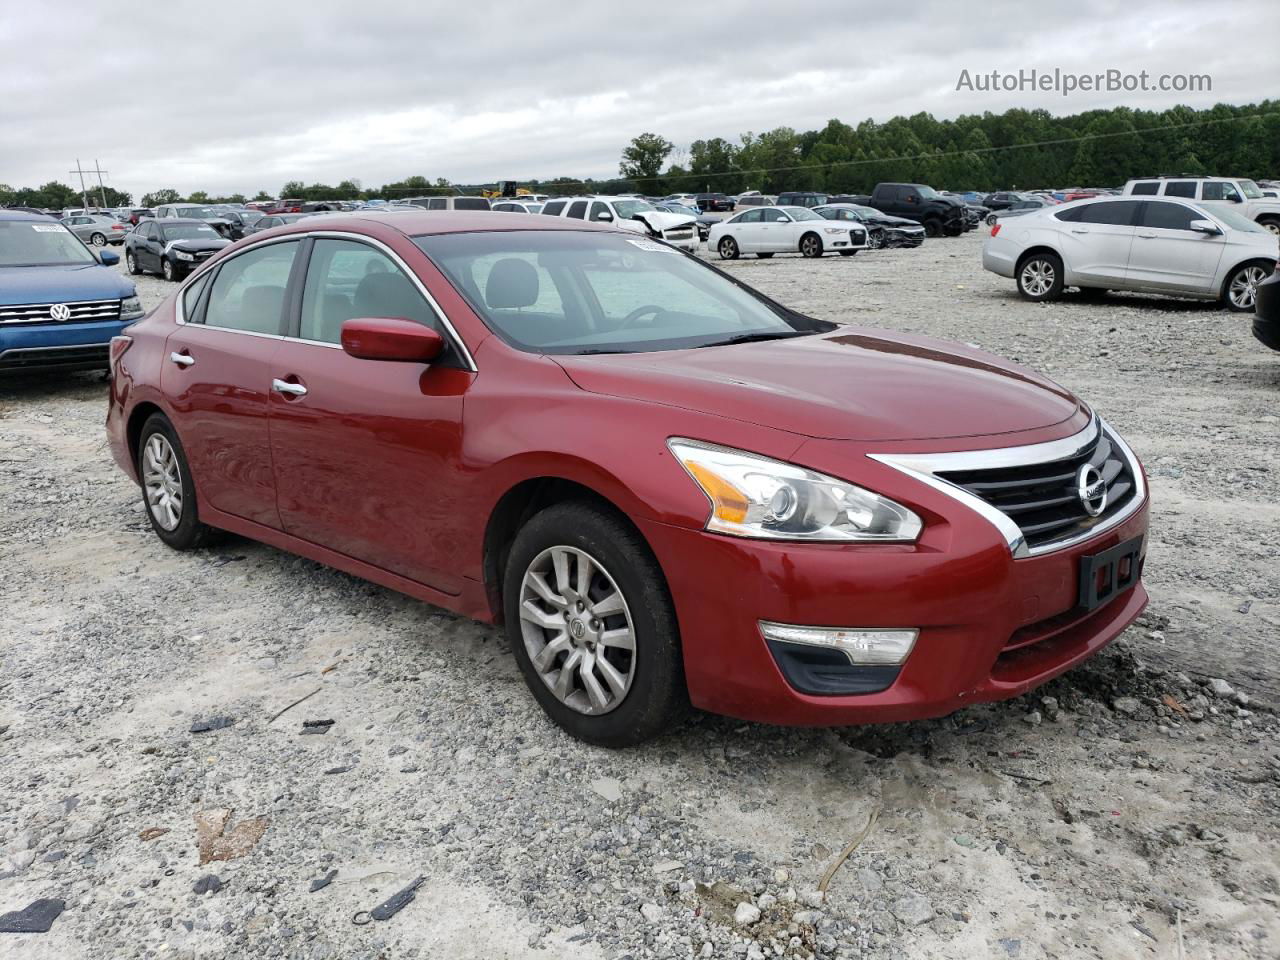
top-left (3, 0), bottom-right (1277, 199)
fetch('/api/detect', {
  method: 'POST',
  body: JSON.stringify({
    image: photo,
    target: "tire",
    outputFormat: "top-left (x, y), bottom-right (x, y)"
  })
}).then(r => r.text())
top-left (161, 258), bottom-right (180, 282)
top-left (923, 219), bottom-right (942, 238)
top-left (502, 501), bottom-right (688, 747)
top-left (799, 232), bottom-right (823, 258)
top-left (136, 414), bottom-right (218, 551)
top-left (839, 249), bottom-right (857, 256)
top-left (125, 249), bottom-right (142, 275)
top-left (1257, 217), bottom-right (1280, 237)
top-left (756, 252), bottom-right (774, 259)
top-left (717, 236), bottom-right (739, 260)
top-left (1221, 260), bottom-right (1273, 312)
top-left (90, 232), bottom-right (107, 247)
top-left (1016, 252), bottom-right (1065, 302)
top-left (985, 214), bottom-right (997, 226)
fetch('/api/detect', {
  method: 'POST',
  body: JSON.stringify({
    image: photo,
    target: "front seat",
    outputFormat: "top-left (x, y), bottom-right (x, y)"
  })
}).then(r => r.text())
top-left (352, 271), bottom-right (426, 322)
top-left (484, 258), bottom-right (539, 310)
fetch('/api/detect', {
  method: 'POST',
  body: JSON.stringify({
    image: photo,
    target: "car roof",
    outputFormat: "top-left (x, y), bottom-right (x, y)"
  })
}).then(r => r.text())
top-left (268, 210), bottom-right (615, 238)
top-left (154, 218), bottom-right (220, 226)
top-left (0, 210), bottom-right (51, 222)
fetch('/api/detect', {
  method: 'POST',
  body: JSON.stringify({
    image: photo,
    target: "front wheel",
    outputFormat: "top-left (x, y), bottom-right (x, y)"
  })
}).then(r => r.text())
top-left (923, 219), bottom-right (942, 238)
top-left (503, 501), bottom-right (687, 747)
top-left (137, 414), bottom-right (217, 550)
top-left (1016, 252), bottom-right (1064, 302)
top-left (1257, 217), bottom-right (1280, 236)
top-left (1222, 260), bottom-right (1272, 312)
top-left (125, 250), bottom-right (142, 275)
top-left (717, 236), bottom-right (739, 260)
top-left (161, 258), bottom-right (180, 282)
top-left (799, 233), bottom-right (823, 258)
top-left (90, 232), bottom-right (107, 247)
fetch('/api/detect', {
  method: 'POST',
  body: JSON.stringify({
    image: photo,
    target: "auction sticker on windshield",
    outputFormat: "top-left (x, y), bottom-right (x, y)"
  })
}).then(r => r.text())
top-left (625, 238), bottom-right (677, 253)
top-left (31, 224), bottom-right (64, 232)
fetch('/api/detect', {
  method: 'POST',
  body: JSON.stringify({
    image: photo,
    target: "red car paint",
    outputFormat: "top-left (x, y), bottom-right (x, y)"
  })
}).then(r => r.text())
top-left (106, 211), bottom-right (1149, 727)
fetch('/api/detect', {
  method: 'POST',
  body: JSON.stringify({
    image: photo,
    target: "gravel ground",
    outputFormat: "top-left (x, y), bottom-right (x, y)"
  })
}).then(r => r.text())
top-left (1, 235), bottom-right (1278, 959)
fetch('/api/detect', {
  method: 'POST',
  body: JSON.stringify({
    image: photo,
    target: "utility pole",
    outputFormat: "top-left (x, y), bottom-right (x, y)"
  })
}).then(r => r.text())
top-left (70, 159), bottom-right (90, 211)
top-left (91, 159), bottom-right (109, 209)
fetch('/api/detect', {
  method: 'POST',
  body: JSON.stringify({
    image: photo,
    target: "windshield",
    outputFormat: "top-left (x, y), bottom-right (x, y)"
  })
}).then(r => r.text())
top-left (1209, 207), bottom-right (1267, 233)
top-left (161, 223), bottom-right (221, 241)
top-left (785, 207), bottom-right (823, 221)
top-left (612, 200), bottom-right (656, 219)
top-left (180, 207), bottom-right (222, 220)
top-left (415, 230), bottom-right (830, 355)
top-left (1238, 180), bottom-right (1264, 200)
top-left (0, 220), bottom-right (97, 267)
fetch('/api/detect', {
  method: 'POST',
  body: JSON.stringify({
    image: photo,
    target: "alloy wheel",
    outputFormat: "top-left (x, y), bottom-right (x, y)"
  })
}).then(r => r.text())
top-left (1262, 221), bottom-right (1280, 236)
top-left (1020, 259), bottom-right (1055, 297)
top-left (518, 545), bottom-right (636, 716)
top-left (801, 235), bottom-right (820, 257)
top-left (1228, 265), bottom-right (1267, 310)
top-left (91, 233), bottom-right (106, 246)
top-left (142, 433), bottom-right (183, 531)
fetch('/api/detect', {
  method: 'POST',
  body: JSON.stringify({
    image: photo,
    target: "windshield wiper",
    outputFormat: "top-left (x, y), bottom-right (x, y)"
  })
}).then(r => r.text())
top-left (695, 331), bottom-right (809, 348)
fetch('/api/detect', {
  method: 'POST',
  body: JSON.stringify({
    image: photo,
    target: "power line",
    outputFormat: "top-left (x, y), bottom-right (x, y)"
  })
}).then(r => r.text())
top-left (612, 109), bottom-right (1280, 186)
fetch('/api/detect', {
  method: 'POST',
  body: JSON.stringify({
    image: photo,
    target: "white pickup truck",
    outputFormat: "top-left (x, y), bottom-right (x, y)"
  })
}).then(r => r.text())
top-left (1123, 176), bottom-right (1280, 235)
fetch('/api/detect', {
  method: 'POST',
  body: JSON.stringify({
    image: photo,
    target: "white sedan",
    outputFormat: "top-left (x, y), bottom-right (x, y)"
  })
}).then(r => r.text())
top-left (708, 206), bottom-right (868, 259)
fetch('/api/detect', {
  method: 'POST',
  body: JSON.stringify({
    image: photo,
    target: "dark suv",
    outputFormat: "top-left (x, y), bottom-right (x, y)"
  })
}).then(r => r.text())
top-left (694, 193), bottom-right (735, 212)
top-left (124, 219), bottom-right (230, 281)
top-left (776, 192), bottom-right (829, 208)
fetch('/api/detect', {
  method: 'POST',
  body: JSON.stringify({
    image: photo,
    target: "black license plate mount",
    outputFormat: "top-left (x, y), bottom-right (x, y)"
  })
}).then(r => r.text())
top-left (1078, 535), bottom-right (1143, 612)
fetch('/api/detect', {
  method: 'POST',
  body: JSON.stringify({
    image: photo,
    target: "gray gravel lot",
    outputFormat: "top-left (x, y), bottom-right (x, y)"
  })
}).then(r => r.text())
top-left (1, 234), bottom-right (1278, 959)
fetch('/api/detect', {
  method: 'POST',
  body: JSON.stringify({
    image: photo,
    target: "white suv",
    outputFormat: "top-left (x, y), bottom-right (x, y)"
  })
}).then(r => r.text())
top-left (982, 195), bottom-right (1278, 311)
top-left (540, 197), bottom-right (699, 251)
top-left (1123, 177), bottom-right (1280, 235)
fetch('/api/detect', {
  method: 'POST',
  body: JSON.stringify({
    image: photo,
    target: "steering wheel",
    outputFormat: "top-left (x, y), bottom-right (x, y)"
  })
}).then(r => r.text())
top-left (616, 304), bottom-right (666, 330)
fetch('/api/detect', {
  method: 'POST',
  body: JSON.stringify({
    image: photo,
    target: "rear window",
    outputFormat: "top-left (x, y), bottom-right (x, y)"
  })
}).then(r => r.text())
top-left (1079, 201), bottom-right (1139, 226)
top-left (542, 201), bottom-right (566, 216)
top-left (455, 198), bottom-right (490, 211)
top-left (1129, 182), bottom-right (1160, 195)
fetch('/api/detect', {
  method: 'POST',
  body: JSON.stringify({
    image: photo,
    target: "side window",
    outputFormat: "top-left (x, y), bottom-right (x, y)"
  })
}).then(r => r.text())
top-left (1165, 181), bottom-right (1197, 198)
top-left (762, 208), bottom-right (789, 223)
top-left (736, 209), bottom-right (763, 224)
top-left (493, 203), bottom-right (513, 212)
top-left (143, 222), bottom-right (158, 240)
top-left (1202, 181), bottom-right (1240, 202)
top-left (1079, 201), bottom-right (1139, 226)
top-left (299, 239), bottom-right (440, 344)
top-left (181, 272), bottom-right (211, 321)
top-left (1140, 201), bottom-right (1196, 231)
top-left (897, 186), bottom-right (918, 202)
top-left (566, 201), bottom-right (588, 220)
top-left (428, 198), bottom-right (447, 210)
top-left (202, 240), bottom-right (299, 335)
top-left (588, 201), bottom-right (612, 222)
top-left (542, 201), bottom-right (566, 216)
top-left (1130, 182), bottom-right (1160, 196)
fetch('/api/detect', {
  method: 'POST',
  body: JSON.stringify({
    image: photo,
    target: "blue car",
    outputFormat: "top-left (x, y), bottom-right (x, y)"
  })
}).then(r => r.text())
top-left (1, 210), bottom-right (143, 374)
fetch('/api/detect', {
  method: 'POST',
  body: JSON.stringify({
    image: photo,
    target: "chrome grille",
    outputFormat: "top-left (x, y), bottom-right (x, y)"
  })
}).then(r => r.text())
top-left (0, 298), bottom-right (123, 325)
top-left (935, 425), bottom-right (1138, 551)
top-left (663, 227), bottom-right (694, 240)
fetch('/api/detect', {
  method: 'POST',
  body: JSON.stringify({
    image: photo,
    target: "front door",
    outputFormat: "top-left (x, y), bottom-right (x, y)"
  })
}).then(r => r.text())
top-left (267, 237), bottom-right (473, 595)
top-left (1125, 200), bottom-right (1225, 294)
top-left (161, 239), bottom-right (302, 528)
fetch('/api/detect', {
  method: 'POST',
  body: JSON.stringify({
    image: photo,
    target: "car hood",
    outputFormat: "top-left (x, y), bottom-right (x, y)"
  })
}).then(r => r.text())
top-left (867, 214), bottom-right (924, 229)
top-left (0, 262), bottom-right (134, 305)
top-left (631, 211), bottom-right (697, 232)
top-left (555, 327), bottom-right (1083, 442)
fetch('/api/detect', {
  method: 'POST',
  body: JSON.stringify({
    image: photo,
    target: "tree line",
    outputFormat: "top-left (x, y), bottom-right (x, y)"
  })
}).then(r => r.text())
top-left (4, 101), bottom-right (1276, 211)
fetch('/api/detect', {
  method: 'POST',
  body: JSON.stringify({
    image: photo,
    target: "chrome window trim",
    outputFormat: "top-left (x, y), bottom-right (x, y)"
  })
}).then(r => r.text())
top-left (174, 231), bottom-right (476, 371)
top-left (869, 415), bottom-right (1146, 559)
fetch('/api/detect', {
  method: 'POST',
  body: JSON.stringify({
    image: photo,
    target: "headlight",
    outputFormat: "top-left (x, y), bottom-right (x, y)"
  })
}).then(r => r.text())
top-left (822, 227), bottom-right (846, 235)
top-left (668, 439), bottom-right (923, 542)
top-left (174, 250), bottom-right (195, 261)
top-left (119, 295), bottom-right (144, 320)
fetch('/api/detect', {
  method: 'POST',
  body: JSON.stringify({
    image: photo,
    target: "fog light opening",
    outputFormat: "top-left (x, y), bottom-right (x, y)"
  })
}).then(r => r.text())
top-left (758, 622), bottom-right (918, 666)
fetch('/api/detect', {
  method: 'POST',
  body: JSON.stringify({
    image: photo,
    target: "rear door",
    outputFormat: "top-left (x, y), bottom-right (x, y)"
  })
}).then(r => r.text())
top-left (1126, 200), bottom-right (1224, 293)
top-left (161, 239), bottom-right (301, 529)
top-left (266, 236), bottom-right (474, 594)
top-left (1058, 200), bottom-right (1140, 285)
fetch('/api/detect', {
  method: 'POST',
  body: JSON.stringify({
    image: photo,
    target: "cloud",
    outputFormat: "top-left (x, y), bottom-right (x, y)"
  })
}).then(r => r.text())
top-left (2, 0), bottom-right (1276, 198)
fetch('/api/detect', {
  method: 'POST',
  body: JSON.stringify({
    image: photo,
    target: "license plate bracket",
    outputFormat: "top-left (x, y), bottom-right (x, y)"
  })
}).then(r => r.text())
top-left (1078, 535), bottom-right (1143, 612)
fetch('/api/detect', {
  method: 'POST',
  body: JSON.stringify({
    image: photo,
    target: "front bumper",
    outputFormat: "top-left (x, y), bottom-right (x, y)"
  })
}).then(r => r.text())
top-left (0, 317), bottom-right (133, 373)
top-left (639, 472), bottom-right (1149, 727)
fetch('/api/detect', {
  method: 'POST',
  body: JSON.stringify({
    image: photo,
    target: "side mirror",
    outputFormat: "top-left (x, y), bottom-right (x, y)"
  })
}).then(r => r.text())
top-left (1189, 219), bottom-right (1222, 236)
top-left (595, 211), bottom-right (613, 221)
top-left (340, 317), bottom-right (444, 363)
top-left (99, 249), bottom-right (119, 265)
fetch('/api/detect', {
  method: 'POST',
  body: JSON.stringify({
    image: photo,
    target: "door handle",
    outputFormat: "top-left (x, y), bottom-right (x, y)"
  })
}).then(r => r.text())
top-left (272, 378), bottom-right (307, 397)
top-left (169, 352), bottom-right (194, 367)
top-left (1137, 233), bottom-right (1157, 238)
top-left (1070, 229), bottom-right (1090, 234)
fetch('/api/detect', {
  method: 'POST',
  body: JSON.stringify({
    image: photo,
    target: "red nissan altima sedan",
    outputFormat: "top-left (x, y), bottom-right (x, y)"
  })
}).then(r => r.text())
top-left (106, 211), bottom-right (1149, 746)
